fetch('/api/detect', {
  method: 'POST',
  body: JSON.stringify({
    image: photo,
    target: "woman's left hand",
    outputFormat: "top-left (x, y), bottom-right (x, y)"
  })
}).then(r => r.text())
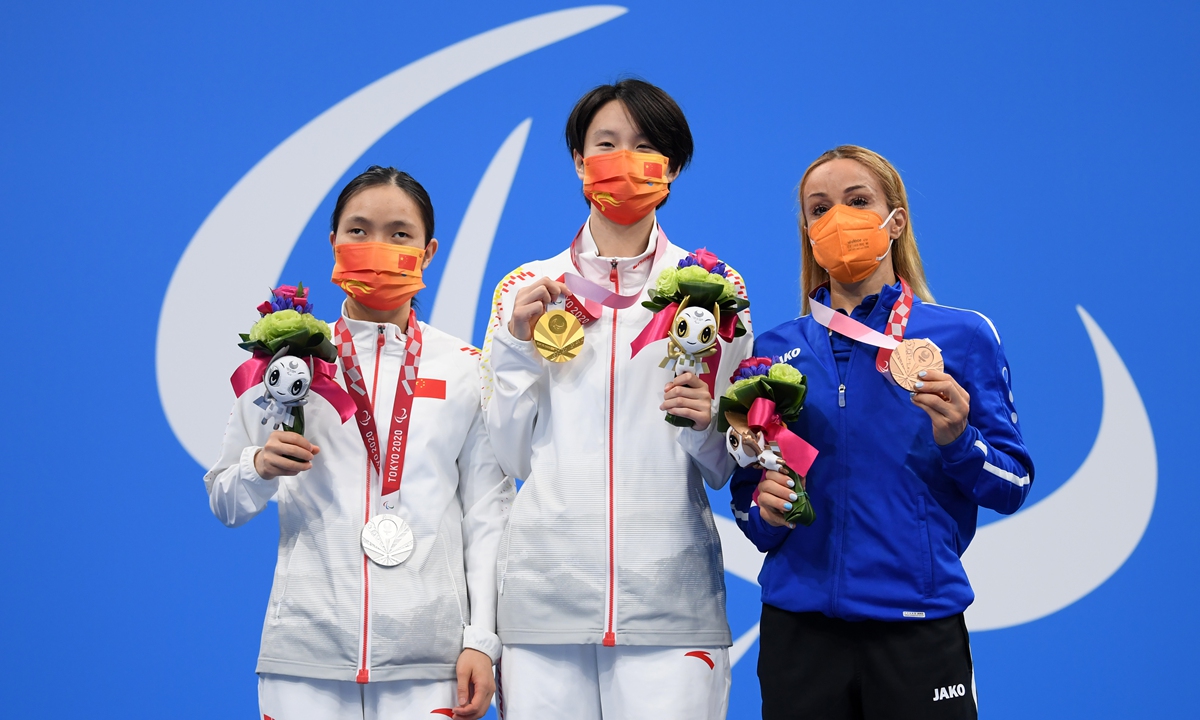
top-left (909, 368), bottom-right (970, 446)
top-left (452, 648), bottom-right (495, 720)
top-left (661, 372), bottom-right (713, 431)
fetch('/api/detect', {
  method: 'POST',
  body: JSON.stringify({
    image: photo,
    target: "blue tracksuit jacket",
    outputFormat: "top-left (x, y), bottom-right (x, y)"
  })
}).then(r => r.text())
top-left (731, 282), bottom-right (1034, 621)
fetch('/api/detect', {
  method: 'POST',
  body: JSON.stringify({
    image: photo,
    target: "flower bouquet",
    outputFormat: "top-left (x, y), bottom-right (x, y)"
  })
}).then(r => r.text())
top-left (233, 284), bottom-right (336, 437)
top-left (718, 357), bottom-right (819, 526)
top-left (634, 249), bottom-right (750, 427)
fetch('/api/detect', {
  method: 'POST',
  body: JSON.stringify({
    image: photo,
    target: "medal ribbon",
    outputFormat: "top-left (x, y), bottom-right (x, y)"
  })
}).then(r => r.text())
top-left (333, 311), bottom-right (423, 509)
top-left (555, 222), bottom-right (670, 325)
top-left (808, 278), bottom-right (913, 373)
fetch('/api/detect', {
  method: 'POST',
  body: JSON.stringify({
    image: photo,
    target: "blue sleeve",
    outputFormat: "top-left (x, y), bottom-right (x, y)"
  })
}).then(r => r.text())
top-left (938, 319), bottom-right (1035, 515)
top-left (730, 449), bottom-right (792, 553)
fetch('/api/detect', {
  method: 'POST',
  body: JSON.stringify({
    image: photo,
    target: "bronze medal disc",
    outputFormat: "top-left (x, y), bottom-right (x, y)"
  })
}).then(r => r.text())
top-left (534, 309), bottom-right (584, 363)
top-left (889, 338), bottom-right (944, 391)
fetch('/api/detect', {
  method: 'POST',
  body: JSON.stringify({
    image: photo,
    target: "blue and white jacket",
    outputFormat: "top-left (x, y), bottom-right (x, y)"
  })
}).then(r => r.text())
top-left (731, 282), bottom-right (1034, 622)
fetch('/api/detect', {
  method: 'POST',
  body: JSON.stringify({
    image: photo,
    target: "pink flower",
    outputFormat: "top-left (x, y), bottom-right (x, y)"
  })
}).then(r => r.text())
top-left (274, 285), bottom-right (299, 301)
top-left (691, 248), bottom-right (720, 271)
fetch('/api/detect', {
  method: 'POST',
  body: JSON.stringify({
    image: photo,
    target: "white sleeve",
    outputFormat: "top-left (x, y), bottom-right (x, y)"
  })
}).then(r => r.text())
top-left (677, 282), bottom-right (756, 490)
top-left (457, 406), bottom-right (515, 663)
top-left (203, 396), bottom-right (279, 528)
top-left (480, 274), bottom-right (545, 481)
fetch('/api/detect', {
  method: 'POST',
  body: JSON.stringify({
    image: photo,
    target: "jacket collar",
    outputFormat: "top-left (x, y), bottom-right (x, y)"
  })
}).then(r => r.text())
top-left (339, 300), bottom-right (407, 348)
top-left (574, 217), bottom-right (660, 289)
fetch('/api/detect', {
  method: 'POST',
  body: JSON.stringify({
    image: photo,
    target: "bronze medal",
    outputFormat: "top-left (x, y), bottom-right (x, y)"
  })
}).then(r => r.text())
top-left (889, 338), bottom-right (944, 391)
top-left (533, 309), bottom-right (584, 363)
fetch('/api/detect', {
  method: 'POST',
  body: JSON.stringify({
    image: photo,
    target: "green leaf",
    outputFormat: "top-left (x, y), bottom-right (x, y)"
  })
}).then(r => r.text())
top-left (717, 396), bottom-right (745, 432)
top-left (283, 406), bottom-right (305, 436)
top-left (677, 281), bottom-right (724, 309)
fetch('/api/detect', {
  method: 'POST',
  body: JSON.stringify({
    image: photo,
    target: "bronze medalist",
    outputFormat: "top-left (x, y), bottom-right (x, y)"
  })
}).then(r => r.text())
top-left (889, 338), bottom-right (944, 391)
top-left (534, 309), bottom-right (584, 363)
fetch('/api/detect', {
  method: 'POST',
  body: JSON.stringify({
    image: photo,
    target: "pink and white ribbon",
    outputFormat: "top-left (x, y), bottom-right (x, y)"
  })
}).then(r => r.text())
top-left (808, 279), bottom-right (914, 374)
top-left (808, 300), bottom-right (900, 351)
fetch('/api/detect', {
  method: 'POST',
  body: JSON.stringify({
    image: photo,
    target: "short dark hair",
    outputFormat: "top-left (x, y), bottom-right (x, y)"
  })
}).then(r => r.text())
top-left (565, 78), bottom-right (694, 177)
top-left (330, 165), bottom-right (435, 244)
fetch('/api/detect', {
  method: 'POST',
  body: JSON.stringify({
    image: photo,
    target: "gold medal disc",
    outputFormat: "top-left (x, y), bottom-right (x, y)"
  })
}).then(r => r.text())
top-left (889, 338), bottom-right (944, 391)
top-left (534, 309), bottom-right (584, 363)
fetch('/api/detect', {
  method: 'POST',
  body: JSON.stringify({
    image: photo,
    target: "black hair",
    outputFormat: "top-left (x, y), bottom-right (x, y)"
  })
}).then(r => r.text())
top-left (566, 78), bottom-right (693, 172)
top-left (330, 165), bottom-right (435, 244)
top-left (565, 79), bottom-right (693, 210)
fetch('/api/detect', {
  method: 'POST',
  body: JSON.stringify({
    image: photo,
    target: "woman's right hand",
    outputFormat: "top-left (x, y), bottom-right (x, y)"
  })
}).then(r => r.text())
top-left (757, 469), bottom-right (800, 529)
top-left (507, 278), bottom-right (569, 341)
top-left (254, 431), bottom-right (321, 480)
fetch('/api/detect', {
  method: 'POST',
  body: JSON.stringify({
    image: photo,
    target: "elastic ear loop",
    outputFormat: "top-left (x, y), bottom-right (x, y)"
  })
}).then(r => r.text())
top-left (875, 207), bottom-right (900, 261)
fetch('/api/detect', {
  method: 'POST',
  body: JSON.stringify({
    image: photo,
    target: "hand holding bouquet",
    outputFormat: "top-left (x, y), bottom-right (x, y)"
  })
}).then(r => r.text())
top-left (235, 283), bottom-right (337, 436)
top-left (719, 357), bottom-right (819, 526)
top-left (638, 249), bottom-right (750, 427)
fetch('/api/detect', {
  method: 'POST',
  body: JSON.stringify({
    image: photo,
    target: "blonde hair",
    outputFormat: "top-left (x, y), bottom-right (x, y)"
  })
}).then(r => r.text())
top-left (797, 145), bottom-right (934, 315)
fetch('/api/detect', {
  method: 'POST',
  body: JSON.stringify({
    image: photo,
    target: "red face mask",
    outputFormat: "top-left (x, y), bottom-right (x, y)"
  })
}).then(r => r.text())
top-left (582, 150), bottom-right (671, 225)
top-left (331, 242), bottom-right (426, 311)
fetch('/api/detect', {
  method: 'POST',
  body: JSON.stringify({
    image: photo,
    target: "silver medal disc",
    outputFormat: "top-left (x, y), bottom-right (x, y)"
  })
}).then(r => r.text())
top-left (360, 514), bottom-right (415, 567)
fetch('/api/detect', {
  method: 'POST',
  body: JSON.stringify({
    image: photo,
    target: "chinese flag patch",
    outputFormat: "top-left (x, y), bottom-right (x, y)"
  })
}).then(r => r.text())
top-left (397, 253), bottom-right (419, 271)
top-left (414, 378), bottom-right (446, 399)
top-left (643, 161), bottom-right (663, 179)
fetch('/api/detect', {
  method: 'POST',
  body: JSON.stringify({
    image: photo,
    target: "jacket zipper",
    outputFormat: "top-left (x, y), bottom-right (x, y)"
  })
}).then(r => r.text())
top-left (826, 327), bottom-right (853, 617)
top-left (604, 259), bottom-right (618, 647)
top-left (357, 325), bottom-right (385, 684)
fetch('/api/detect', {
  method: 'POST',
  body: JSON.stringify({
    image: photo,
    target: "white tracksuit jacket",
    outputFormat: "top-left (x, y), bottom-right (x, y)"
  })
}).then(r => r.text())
top-left (481, 222), bottom-right (753, 648)
top-left (205, 311), bottom-right (514, 683)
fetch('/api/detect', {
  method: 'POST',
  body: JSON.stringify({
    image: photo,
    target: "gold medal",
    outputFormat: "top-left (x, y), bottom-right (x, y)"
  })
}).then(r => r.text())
top-left (889, 338), bottom-right (944, 391)
top-left (534, 309), bottom-right (584, 362)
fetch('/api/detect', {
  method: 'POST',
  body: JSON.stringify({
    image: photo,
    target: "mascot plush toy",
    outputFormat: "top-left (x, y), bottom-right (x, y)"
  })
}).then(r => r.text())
top-left (662, 298), bottom-right (720, 377)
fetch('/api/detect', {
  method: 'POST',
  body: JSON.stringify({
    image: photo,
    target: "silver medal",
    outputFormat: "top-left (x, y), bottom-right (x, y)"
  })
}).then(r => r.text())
top-left (360, 514), bottom-right (414, 567)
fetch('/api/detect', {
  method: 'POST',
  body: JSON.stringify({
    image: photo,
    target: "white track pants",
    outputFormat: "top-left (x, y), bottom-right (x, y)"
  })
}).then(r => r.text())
top-left (258, 674), bottom-right (458, 720)
top-left (497, 644), bottom-right (730, 720)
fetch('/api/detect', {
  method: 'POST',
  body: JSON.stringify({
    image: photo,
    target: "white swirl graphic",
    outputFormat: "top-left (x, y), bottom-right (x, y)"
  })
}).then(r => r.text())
top-left (156, 6), bottom-right (626, 466)
top-left (157, 5), bottom-right (1155, 648)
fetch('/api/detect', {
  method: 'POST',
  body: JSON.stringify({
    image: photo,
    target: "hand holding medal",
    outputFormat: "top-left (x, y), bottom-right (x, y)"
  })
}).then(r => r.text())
top-left (508, 278), bottom-right (577, 359)
top-left (808, 279), bottom-right (970, 445)
top-left (907, 365), bottom-right (971, 446)
top-left (534, 300), bottom-right (585, 363)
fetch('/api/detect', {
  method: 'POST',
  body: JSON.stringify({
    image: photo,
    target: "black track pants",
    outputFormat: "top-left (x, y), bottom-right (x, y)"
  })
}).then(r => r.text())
top-left (758, 605), bottom-right (977, 720)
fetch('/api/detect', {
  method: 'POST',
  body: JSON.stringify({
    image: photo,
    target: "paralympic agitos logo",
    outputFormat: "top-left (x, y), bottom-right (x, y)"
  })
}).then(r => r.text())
top-left (154, 5), bottom-right (1157, 658)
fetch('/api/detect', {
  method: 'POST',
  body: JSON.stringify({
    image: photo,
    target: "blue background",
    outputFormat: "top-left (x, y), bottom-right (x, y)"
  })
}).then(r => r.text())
top-left (2, 1), bottom-right (1197, 717)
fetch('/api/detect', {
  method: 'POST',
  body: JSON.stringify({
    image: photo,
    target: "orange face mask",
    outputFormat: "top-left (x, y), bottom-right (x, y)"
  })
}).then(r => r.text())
top-left (808, 204), bottom-right (900, 284)
top-left (582, 150), bottom-right (671, 226)
top-left (331, 242), bottom-right (426, 311)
